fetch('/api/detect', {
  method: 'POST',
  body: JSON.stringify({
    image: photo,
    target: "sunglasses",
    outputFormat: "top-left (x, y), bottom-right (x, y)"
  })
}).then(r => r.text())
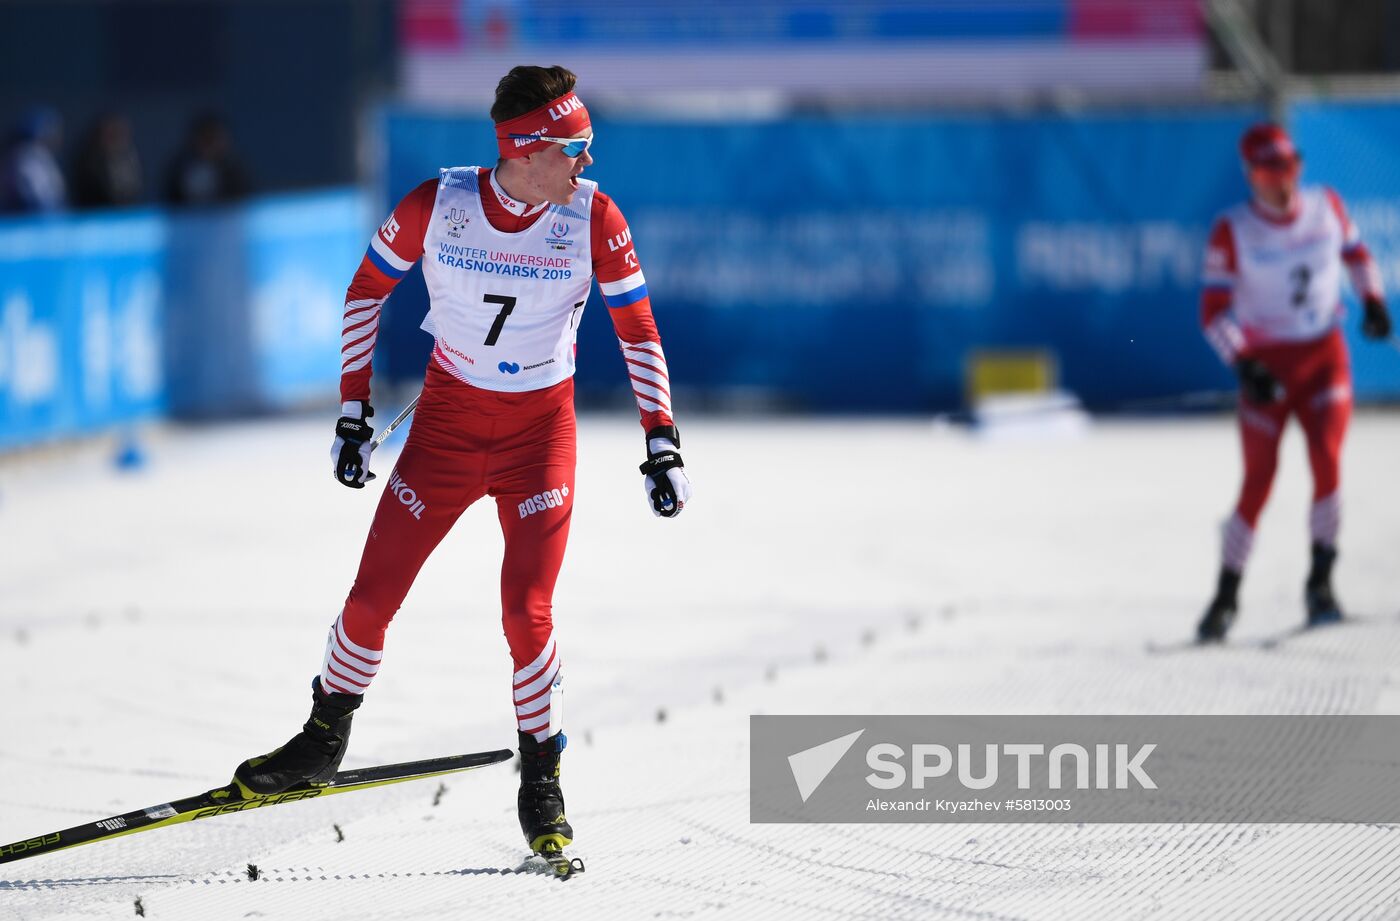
top-left (1248, 151), bottom-right (1302, 170)
top-left (509, 134), bottom-right (593, 157)
top-left (1249, 160), bottom-right (1301, 182)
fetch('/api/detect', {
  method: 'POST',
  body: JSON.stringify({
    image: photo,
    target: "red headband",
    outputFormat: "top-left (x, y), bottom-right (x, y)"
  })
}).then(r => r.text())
top-left (495, 91), bottom-right (591, 159)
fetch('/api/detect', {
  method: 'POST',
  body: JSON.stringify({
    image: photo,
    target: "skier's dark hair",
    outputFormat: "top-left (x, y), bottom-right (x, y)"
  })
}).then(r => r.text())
top-left (491, 66), bottom-right (578, 123)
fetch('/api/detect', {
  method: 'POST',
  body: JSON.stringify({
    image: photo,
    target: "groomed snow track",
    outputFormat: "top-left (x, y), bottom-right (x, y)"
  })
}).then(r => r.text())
top-left (4, 413), bottom-right (1400, 920)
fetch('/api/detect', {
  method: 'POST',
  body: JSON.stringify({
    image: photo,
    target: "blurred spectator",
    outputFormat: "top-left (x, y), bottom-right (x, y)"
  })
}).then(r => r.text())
top-left (71, 113), bottom-right (144, 208)
top-left (164, 112), bottom-right (249, 205)
top-left (0, 106), bottom-right (67, 213)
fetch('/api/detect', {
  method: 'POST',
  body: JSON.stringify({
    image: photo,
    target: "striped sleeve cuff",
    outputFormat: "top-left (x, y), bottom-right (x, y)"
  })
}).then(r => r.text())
top-left (1204, 314), bottom-right (1246, 365)
top-left (619, 338), bottom-right (672, 418)
top-left (342, 297), bottom-right (384, 375)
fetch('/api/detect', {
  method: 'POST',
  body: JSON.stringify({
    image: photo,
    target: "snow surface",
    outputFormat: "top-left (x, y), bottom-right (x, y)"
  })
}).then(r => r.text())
top-left (3, 411), bottom-right (1400, 920)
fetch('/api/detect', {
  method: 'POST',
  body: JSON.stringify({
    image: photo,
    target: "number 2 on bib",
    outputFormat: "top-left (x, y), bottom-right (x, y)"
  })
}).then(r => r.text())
top-left (482, 293), bottom-right (517, 346)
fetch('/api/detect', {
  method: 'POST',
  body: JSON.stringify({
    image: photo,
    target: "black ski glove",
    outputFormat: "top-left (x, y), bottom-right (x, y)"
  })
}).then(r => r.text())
top-left (331, 401), bottom-right (375, 488)
top-left (639, 425), bottom-right (691, 519)
top-left (1235, 358), bottom-right (1280, 405)
top-left (1362, 294), bottom-right (1392, 340)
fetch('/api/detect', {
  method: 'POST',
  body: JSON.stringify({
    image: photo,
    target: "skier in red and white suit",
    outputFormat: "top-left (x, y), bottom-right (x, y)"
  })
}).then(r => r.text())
top-left (235, 67), bottom-right (691, 857)
top-left (1196, 122), bottom-right (1392, 641)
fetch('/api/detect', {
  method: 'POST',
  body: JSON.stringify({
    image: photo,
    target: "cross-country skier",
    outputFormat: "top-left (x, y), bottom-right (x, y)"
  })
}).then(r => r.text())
top-left (1197, 122), bottom-right (1391, 641)
top-left (233, 66), bottom-right (691, 859)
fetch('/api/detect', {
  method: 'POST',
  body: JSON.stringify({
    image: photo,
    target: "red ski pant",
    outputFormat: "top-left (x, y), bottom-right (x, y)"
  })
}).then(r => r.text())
top-left (331, 360), bottom-right (576, 739)
top-left (1233, 328), bottom-right (1351, 535)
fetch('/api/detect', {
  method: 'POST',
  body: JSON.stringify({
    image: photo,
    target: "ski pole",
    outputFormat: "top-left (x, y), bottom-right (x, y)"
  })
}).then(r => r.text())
top-left (371, 393), bottom-right (421, 449)
top-left (1111, 389), bottom-right (1241, 412)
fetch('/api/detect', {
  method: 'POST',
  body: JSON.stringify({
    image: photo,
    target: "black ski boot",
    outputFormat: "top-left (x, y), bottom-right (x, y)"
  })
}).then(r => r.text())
top-left (1305, 542), bottom-right (1343, 626)
top-left (234, 677), bottom-right (362, 797)
top-left (517, 730), bottom-right (573, 854)
top-left (1197, 567), bottom-right (1241, 642)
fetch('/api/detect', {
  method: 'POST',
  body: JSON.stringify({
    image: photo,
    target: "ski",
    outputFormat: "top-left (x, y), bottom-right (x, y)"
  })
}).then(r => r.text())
top-left (1146, 611), bottom-right (1391, 656)
top-left (1147, 626), bottom-right (1323, 656)
top-left (0, 748), bottom-right (513, 866)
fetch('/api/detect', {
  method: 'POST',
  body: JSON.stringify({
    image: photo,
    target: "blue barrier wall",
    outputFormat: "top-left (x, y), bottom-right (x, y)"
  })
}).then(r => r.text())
top-left (0, 189), bottom-right (368, 448)
top-left (165, 190), bottom-right (371, 417)
top-left (380, 103), bottom-right (1400, 411)
top-left (0, 212), bottom-right (167, 450)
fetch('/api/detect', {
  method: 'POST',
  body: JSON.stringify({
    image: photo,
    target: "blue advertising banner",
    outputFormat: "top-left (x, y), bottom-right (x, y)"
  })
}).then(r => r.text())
top-left (381, 105), bottom-right (1323, 411)
top-left (244, 190), bottom-right (371, 407)
top-left (0, 189), bottom-right (369, 448)
top-left (1291, 100), bottom-right (1400, 401)
top-left (164, 189), bottom-right (371, 417)
top-left (0, 211), bottom-right (167, 449)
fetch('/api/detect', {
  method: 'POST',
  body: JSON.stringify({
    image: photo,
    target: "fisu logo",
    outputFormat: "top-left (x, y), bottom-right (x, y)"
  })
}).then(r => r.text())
top-left (388, 471), bottom-right (427, 520)
top-left (519, 484), bottom-right (570, 519)
top-left (444, 208), bottom-right (468, 237)
top-left (380, 214), bottom-right (400, 243)
top-left (548, 96), bottom-right (585, 121)
top-left (551, 222), bottom-right (570, 238)
top-left (606, 228), bottom-right (632, 252)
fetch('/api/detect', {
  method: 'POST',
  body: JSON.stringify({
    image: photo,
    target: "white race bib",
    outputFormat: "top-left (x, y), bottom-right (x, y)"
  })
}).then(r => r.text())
top-left (419, 167), bottom-right (595, 391)
top-left (1226, 186), bottom-right (1347, 344)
